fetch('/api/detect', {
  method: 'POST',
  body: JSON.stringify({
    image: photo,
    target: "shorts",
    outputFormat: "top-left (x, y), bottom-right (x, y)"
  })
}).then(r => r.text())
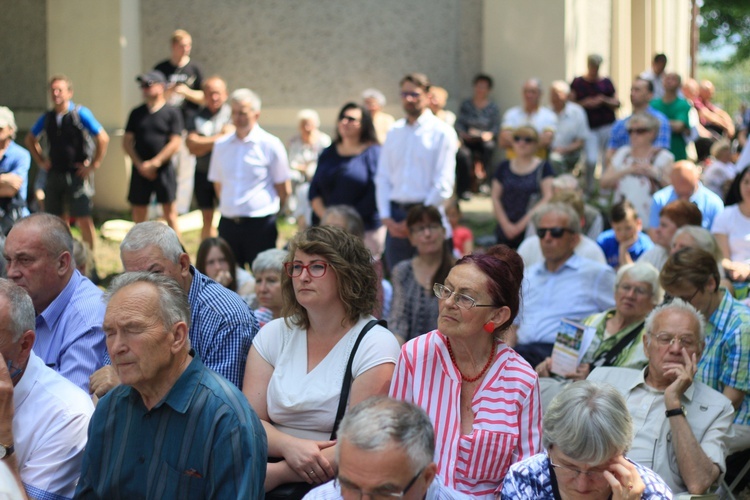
top-left (193, 169), bottom-right (217, 209)
top-left (128, 163), bottom-right (177, 205)
top-left (45, 170), bottom-right (94, 217)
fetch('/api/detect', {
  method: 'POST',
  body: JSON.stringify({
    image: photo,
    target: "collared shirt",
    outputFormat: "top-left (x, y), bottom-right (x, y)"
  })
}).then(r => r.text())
top-left (579, 309), bottom-right (648, 369)
top-left (75, 354), bottom-right (267, 499)
top-left (648, 183), bottom-right (724, 230)
top-left (390, 331), bottom-right (542, 498)
top-left (303, 474), bottom-right (472, 500)
top-left (208, 124), bottom-right (291, 218)
top-left (0, 141), bottom-right (31, 215)
top-left (517, 234), bottom-right (606, 268)
top-left (15, 351), bottom-right (94, 500)
top-left (375, 110), bottom-right (457, 219)
top-left (698, 289), bottom-right (750, 426)
top-left (607, 106), bottom-right (671, 150)
top-left (34, 270), bottom-right (106, 392)
top-left (502, 452), bottom-right (672, 499)
top-left (517, 254), bottom-right (616, 344)
top-left (589, 366), bottom-right (734, 494)
top-left (551, 101), bottom-right (589, 150)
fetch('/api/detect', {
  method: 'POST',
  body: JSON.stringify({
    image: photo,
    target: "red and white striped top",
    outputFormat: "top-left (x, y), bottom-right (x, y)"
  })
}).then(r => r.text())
top-left (389, 330), bottom-right (542, 498)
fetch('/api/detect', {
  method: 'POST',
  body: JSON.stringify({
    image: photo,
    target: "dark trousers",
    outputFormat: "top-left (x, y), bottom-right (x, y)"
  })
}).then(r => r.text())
top-left (218, 215), bottom-right (277, 269)
top-left (513, 342), bottom-right (554, 369)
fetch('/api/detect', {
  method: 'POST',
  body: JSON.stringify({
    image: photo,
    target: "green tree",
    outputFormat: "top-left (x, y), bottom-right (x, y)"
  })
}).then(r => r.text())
top-left (700, 0), bottom-right (750, 66)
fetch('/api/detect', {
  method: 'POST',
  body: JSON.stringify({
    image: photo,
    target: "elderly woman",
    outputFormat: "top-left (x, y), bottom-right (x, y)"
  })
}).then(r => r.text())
top-left (535, 262), bottom-right (662, 408)
top-left (390, 244), bottom-right (541, 498)
top-left (362, 88), bottom-right (394, 145)
top-left (195, 237), bottom-right (255, 303)
top-left (600, 112), bottom-right (674, 227)
top-left (251, 248), bottom-right (286, 327)
top-left (491, 125), bottom-right (554, 248)
top-left (660, 247), bottom-right (750, 454)
top-left (502, 381), bottom-right (672, 498)
top-left (637, 199), bottom-right (702, 270)
top-left (243, 226), bottom-right (400, 494)
top-left (712, 166), bottom-right (750, 282)
top-left (389, 205), bottom-right (455, 343)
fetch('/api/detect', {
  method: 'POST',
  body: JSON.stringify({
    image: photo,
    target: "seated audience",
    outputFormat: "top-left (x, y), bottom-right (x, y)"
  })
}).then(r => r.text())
top-left (548, 80), bottom-right (589, 175)
top-left (648, 160), bottom-right (724, 233)
top-left (389, 205), bottom-right (454, 343)
top-left (0, 106), bottom-right (31, 232)
top-left (89, 222), bottom-right (258, 393)
top-left (251, 248), bottom-right (286, 328)
top-left (304, 397), bottom-right (471, 499)
top-left (600, 112), bottom-right (673, 228)
top-left (446, 199), bottom-right (473, 258)
top-left (491, 125), bottom-right (554, 248)
top-left (660, 248), bottom-right (750, 455)
top-left (391, 245), bottom-right (542, 498)
top-left (499, 78), bottom-right (557, 158)
top-left (712, 166), bottom-right (750, 282)
top-left (536, 262), bottom-right (661, 407)
top-left (455, 74), bottom-right (500, 189)
top-left (702, 140), bottom-right (736, 198)
top-left (502, 381), bottom-right (672, 499)
top-left (589, 300), bottom-right (735, 495)
top-left (637, 199), bottom-right (703, 270)
top-left (597, 199), bottom-right (654, 269)
top-left (362, 88), bottom-right (394, 145)
top-left (243, 226), bottom-right (400, 494)
top-left (671, 225), bottom-right (723, 263)
top-left (427, 86), bottom-right (456, 127)
top-left (76, 272), bottom-right (267, 498)
top-left (4, 213), bottom-right (105, 391)
top-left (512, 202), bottom-right (616, 367)
top-left (196, 236), bottom-right (255, 303)
top-left (0, 279), bottom-right (93, 499)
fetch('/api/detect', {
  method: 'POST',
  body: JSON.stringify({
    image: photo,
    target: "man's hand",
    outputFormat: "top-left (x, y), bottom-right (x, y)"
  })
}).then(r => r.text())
top-left (664, 348), bottom-right (696, 408)
top-left (565, 362), bottom-right (591, 381)
top-left (0, 354), bottom-right (15, 442)
top-left (384, 218), bottom-right (409, 239)
top-left (0, 174), bottom-right (24, 191)
top-left (138, 159), bottom-right (159, 181)
top-left (75, 159), bottom-right (96, 179)
top-left (89, 365), bottom-right (121, 398)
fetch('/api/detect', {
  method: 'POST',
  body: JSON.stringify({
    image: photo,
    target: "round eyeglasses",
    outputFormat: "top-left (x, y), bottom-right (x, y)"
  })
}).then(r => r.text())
top-left (433, 283), bottom-right (495, 310)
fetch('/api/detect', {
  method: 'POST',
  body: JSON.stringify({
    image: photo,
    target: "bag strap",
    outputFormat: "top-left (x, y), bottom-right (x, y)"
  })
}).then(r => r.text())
top-left (330, 319), bottom-right (387, 439)
top-left (591, 321), bottom-right (645, 368)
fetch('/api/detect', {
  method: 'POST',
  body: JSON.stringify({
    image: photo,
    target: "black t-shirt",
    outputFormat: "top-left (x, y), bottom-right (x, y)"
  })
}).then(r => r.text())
top-left (125, 104), bottom-right (183, 167)
top-left (154, 59), bottom-right (203, 127)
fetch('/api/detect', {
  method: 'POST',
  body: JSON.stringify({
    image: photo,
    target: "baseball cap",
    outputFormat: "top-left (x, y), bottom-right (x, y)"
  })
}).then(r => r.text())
top-left (0, 107), bottom-right (16, 130)
top-left (136, 70), bottom-right (167, 86)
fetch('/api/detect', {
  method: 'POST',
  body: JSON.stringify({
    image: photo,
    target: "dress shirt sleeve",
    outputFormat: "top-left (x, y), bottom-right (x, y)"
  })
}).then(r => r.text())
top-left (515, 374), bottom-right (543, 464)
top-left (207, 138), bottom-right (224, 183)
top-left (594, 266), bottom-right (617, 312)
top-left (655, 114), bottom-right (672, 149)
top-left (388, 341), bottom-right (416, 403)
top-left (700, 398), bottom-right (736, 476)
top-left (424, 125), bottom-right (457, 208)
top-left (375, 138), bottom-right (394, 219)
top-left (59, 325), bottom-right (106, 392)
top-left (268, 137), bottom-right (291, 184)
top-left (202, 312), bottom-right (259, 389)
top-left (721, 317), bottom-right (750, 395)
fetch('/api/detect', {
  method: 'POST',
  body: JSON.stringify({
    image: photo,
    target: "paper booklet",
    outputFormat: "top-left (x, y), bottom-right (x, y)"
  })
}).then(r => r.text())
top-left (550, 318), bottom-right (596, 377)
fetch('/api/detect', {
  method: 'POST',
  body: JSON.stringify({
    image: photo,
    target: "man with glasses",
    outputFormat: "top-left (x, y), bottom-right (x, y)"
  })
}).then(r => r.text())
top-left (589, 300), bottom-right (734, 495)
top-left (510, 202), bottom-right (615, 367)
top-left (375, 73), bottom-right (457, 271)
top-left (303, 397), bottom-right (469, 499)
top-left (123, 70), bottom-right (183, 237)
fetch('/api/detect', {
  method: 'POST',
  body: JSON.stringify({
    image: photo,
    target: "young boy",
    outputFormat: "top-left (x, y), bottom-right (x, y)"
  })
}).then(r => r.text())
top-left (597, 199), bottom-right (654, 268)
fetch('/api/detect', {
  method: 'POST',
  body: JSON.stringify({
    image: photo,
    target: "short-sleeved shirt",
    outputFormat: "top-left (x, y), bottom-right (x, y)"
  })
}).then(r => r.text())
top-left (187, 103), bottom-right (232, 173)
top-left (596, 229), bottom-right (654, 268)
top-left (30, 101), bottom-right (102, 137)
top-left (154, 59), bottom-right (203, 127)
top-left (650, 97), bottom-right (691, 161)
top-left (30, 101), bottom-right (103, 172)
top-left (125, 103), bottom-right (183, 168)
top-left (0, 141), bottom-right (31, 215)
top-left (648, 183), bottom-right (724, 230)
top-left (607, 107), bottom-right (671, 151)
top-left (492, 159), bottom-right (554, 223)
top-left (570, 76), bottom-right (618, 128)
top-left (711, 204), bottom-right (750, 263)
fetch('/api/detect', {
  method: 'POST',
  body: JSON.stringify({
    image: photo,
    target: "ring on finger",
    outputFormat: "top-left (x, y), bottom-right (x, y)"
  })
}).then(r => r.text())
top-left (309, 470), bottom-right (315, 476)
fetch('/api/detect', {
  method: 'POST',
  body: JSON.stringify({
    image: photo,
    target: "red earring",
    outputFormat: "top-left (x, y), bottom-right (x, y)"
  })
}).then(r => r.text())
top-left (483, 322), bottom-right (495, 333)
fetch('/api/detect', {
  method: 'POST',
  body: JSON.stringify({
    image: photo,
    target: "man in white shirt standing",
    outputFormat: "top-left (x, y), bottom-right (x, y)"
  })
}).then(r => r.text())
top-left (548, 80), bottom-right (589, 175)
top-left (375, 73), bottom-right (457, 270)
top-left (208, 88), bottom-right (291, 268)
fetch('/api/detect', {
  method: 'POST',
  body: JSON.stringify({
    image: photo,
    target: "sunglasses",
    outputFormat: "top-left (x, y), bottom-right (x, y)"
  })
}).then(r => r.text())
top-left (140, 81), bottom-right (157, 89)
top-left (627, 127), bottom-right (651, 135)
top-left (513, 135), bottom-right (536, 144)
top-left (537, 227), bottom-right (572, 239)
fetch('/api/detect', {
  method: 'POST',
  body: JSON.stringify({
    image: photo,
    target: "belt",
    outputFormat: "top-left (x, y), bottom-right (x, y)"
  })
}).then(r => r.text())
top-left (390, 201), bottom-right (421, 211)
top-left (223, 214), bottom-right (273, 224)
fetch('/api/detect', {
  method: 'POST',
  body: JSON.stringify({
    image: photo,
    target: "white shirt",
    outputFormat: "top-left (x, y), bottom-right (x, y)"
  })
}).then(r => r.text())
top-left (253, 317), bottom-right (400, 441)
top-left (375, 110), bottom-right (457, 219)
top-left (501, 106), bottom-right (557, 135)
top-left (712, 204), bottom-right (750, 263)
top-left (517, 234), bottom-right (606, 268)
top-left (551, 102), bottom-right (589, 150)
top-left (0, 462), bottom-right (24, 500)
top-left (303, 474), bottom-right (472, 499)
top-left (208, 125), bottom-right (291, 218)
top-left (14, 351), bottom-right (94, 499)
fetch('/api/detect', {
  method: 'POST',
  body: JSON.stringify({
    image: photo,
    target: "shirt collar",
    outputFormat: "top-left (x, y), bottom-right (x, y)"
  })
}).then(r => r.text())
top-left (538, 253), bottom-right (581, 275)
top-left (187, 265), bottom-right (201, 305)
top-left (412, 109), bottom-right (436, 127)
top-left (233, 123), bottom-right (264, 144)
top-left (129, 350), bottom-right (202, 415)
top-left (38, 270), bottom-right (80, 326)
top-left (640, 366), bottom-right (696, 401)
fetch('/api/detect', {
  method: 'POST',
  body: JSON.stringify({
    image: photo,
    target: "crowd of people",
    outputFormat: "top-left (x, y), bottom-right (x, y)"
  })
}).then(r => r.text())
top-left (1, 27), bottom-right (750, 499)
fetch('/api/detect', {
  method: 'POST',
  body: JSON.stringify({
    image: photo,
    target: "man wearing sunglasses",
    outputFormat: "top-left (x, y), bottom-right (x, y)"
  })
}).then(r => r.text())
top-left (510, 202), bottom-right (615, 368)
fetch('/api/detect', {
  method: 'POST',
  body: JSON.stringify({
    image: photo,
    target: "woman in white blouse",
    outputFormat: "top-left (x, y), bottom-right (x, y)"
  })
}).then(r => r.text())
top-left (243, 226), bottom-right (400, 493)
top-left (713, 166), bottom-right (750, 281)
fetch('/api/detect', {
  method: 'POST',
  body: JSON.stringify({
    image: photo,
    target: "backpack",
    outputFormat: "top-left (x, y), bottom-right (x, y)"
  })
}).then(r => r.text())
top-left (42, 105), bottom-right (96, 163)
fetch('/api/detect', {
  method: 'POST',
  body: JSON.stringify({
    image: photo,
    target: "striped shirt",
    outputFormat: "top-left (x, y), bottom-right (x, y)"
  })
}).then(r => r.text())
top-left (698, 289), bottom-right (750, 426)
top-left (389, 331), bottom-right (542, 498)
top-left (75, 354), bottom-right (267, 499)
top-left (34, 270), bottom-right (106, 392)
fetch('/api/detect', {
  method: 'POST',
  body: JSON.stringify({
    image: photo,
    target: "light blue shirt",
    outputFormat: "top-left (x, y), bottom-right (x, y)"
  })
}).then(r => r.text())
top-left (304, 475), bottom-right (471, 500)
top-left (648, 183), bottom-right (724, 230)
top-left (516, 254), bottom-right (616, 344)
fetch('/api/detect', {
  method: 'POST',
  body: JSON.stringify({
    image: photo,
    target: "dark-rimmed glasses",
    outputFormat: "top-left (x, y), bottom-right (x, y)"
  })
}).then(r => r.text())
top-left (627, 127), bottom-right (651, 135)
top-left (664, 288), bottom-right (700, 305)
top-left (340, 115), bottom-right (360, 124)
top-left (433, 283), bottom-right (495, 310)
top-left (335, 467), bottom-right (424, 499)
top-left (513, 135), bottom-right (536, 144)
top-left (549, 459), bottom-right (607, 480)
top-left (284, 261), bottom-right (328, 278)
top-left (536, 227), bottom-right (572, 239)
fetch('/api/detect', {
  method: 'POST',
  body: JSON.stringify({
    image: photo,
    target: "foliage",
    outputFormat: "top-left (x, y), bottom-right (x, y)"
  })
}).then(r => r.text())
top-left (699, 0), bottom-right (750, 67)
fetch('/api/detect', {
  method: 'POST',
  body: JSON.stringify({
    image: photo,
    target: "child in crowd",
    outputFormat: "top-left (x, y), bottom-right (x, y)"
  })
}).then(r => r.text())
top-left (446, 199), bottom-right (473, 258)
top-left (702, 140), bottom-right (736, 197)
top-left (597, 199), bottom-right (654, 269)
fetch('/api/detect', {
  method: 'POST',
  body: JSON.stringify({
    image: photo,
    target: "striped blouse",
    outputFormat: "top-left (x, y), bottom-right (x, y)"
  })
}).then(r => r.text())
top-left (389, 330), bottom-right (542, 498)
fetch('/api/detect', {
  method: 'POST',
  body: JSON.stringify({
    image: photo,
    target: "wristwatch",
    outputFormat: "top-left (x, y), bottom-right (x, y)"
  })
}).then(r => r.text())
top-left (665, 406), bottom-right (686, 418)
top-left (0, 442), bottom-right (14, 459)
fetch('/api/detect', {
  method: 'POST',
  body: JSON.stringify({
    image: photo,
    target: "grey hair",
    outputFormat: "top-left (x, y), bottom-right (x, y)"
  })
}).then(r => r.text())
top-left (543, 381), bottom-right (633, 464)
top-left (525, 78), bottom-right (543, 91)
top-left (361, 88), bottom-right (386, 107)
top-left (230, 88), bottom-right (262, 111)
top-left (551, 80), bottom-right (570, 94)
top-left (251, 248), bottom-right (286, 276)
top-left (106, 272), bottom-right (191, 345)
top-left (672, 225), bottom-right (723, 264)
top-left (120, 222), bottom-right (183, 263)
top-left (628, 112), bottom-right (659, 131)
top-left (0, 279), bottom-right (35, 342)
top-left (532, 202), bottom-right (581, 234)
top-left (617, 262), bottom-right (663, 304)
top-left (297, 109), bottom-right (320, 127)
top-left (588, 54), bottom-right (603, 66)
top-left (320, 205), bottom-right (365, 240)
top-left (551, 174), bottom-right (580, 192)
top-left (644, 298), bottom-right (705, 341)
top-left (13, 213), bottom-right (73, 256)
top-left (337, 397), bottom-right (434, 473)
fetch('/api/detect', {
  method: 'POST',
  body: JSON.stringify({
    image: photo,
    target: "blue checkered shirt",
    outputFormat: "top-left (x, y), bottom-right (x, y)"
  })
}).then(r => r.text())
top-left (607, 106), bottom-right (671, 150)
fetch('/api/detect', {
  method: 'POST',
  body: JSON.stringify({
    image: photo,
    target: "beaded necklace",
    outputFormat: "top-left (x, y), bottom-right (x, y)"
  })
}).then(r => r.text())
top-left (445, 337), bottom-right (496, 383)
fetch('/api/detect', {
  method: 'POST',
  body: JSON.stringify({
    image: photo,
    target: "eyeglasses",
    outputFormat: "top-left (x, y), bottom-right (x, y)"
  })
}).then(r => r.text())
top-left (284, 261), bottom-right (328, 278)
top-left (617, 283), bottom-right (651, 297)
top-left (627, 127), bottom-right (652, 135)
top-left (513, 135), bottom-right (536, 144)
top-left (664, 288), bottom-right (700, 304)
top-left (410, 223), bottom-right (442, 235)
top-left (433, 283), bottom-right (495, 310)
top-left (549, 459), bottom-right (607, 480)
top-left (335, 468), bottom-right (424, 499)
top-left (649, 332), bottom-right (698, 349)
top-left (536, 227), bottom-right (572, 239)
top-left (400, 91), bottom-right (422, 99)
top-left (340, 115), bottom-right (361, 124)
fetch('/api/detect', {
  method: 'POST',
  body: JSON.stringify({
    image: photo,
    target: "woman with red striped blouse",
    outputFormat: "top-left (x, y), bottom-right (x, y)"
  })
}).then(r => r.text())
top-left (390, 244), bottom-right (542, 498)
